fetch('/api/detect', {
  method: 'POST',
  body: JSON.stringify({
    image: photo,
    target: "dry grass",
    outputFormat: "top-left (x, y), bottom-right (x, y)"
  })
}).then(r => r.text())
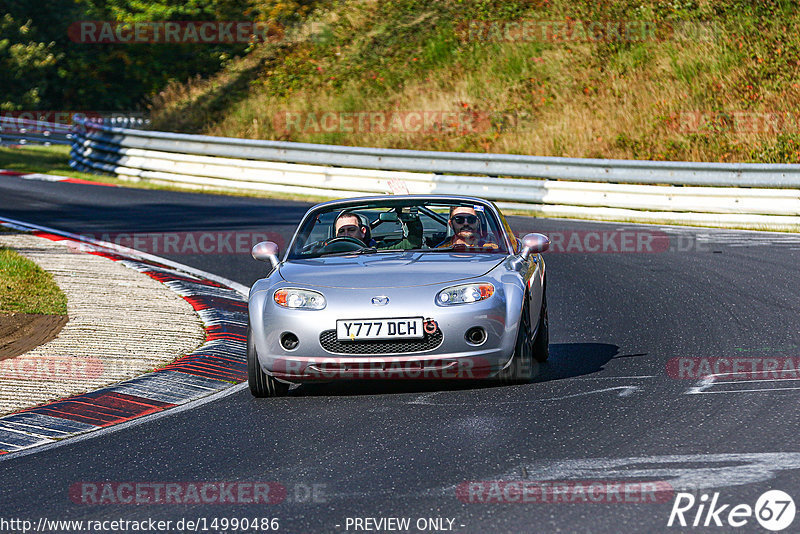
top-left (148, 1), bottom-right (800, 163)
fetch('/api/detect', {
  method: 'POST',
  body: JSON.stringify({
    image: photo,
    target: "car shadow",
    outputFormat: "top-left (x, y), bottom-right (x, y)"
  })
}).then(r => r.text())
top-left (289, 342), bottom-right (619, 397)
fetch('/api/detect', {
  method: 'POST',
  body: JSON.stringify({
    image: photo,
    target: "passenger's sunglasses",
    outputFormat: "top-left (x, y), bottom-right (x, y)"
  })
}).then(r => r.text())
top-left (451, 215), bottom-right (478, 224)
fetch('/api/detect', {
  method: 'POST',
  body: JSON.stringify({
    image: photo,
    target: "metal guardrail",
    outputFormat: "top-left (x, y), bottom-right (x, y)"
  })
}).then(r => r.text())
top-left (1, 116), bottom-right (150, 147)
top-left (69, 117), bottom-right (800, 230)
top-left (102, 116), bottom-right (151, 129)
top-left (0, 117), bottom-right (73, 146)
top-left (71, 117), bottom-right (800, 188)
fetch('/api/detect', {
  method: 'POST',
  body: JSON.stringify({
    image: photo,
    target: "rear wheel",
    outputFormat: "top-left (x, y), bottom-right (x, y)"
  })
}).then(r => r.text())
top-left (247, 323), bottom-right (289, 398)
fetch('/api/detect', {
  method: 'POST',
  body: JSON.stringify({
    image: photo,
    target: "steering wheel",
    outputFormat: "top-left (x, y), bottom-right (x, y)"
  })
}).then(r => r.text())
top-left (317, 236), bottom-right (367, 254)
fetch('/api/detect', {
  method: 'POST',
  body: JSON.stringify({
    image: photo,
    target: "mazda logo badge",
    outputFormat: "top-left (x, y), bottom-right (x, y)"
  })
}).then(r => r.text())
top-left (371, 296), bottom-right (389, 306)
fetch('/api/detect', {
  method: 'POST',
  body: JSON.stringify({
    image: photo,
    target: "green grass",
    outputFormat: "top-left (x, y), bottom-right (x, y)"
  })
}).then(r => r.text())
top-left (144, 0), bottom-right (800, 163)
top-left (0, 145), bottom-right (99, 181)
top-left (0, 246), bottom-right (68, 315)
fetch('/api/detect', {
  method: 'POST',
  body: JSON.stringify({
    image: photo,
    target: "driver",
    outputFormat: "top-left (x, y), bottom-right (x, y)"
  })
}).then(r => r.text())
top-left (437, 206), bottom-right (498, 250)
top-left (334, 212), bottom-right (369, 242)
top-left (334, 210), bottom-right (422, 250)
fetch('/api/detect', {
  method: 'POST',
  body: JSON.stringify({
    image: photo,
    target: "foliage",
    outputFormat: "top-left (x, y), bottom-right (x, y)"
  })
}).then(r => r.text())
top-left (7, 0), bottom-right (800, 162)
top-left (0, 0), bottom-right (319, 111)
top-left (153, 0), bottom-right (796, 163)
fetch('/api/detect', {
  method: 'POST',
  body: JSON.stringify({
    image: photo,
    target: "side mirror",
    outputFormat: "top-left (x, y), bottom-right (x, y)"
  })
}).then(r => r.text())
top-left (520, 233), bottom-right (550, 259)
top-left (251, 241), bottom-right (280, 268)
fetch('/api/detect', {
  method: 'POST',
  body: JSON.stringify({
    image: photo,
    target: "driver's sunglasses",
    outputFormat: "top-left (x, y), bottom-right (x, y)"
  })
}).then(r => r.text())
top-left (452, 215), bottom-right (478, 225)
top-left (336, 224), bottom-right (360, 235)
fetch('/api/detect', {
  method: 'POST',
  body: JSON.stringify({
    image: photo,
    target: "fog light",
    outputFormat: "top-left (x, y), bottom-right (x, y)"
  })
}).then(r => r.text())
top-left (280, 332), bottom-right (299, 351)
top-left (465, 327), bottom-right (487, 346)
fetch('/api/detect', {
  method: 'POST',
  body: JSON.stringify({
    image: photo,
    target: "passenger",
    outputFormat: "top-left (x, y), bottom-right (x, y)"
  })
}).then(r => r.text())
top-left (437, 206), bottom-right (498, 250)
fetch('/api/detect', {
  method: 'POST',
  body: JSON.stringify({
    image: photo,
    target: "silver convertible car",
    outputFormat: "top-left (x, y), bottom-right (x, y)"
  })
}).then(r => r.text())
top-left (247, 195), bottom-right (550, 396)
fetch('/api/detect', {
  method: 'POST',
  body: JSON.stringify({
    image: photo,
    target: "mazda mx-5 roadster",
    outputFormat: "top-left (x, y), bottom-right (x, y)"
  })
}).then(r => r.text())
top-left (247, 195), bottom-right (550, 397)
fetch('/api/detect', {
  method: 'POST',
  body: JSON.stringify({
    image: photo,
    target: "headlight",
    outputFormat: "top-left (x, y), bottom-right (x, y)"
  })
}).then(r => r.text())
top-left (274, 288), bottom-right (326, 310)
top-left (436, 283), bottom-right (494, 305)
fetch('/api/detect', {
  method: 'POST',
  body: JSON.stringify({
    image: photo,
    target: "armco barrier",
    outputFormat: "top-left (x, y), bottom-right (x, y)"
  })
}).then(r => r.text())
top-left (1, 117), bottom-right (73, 146)
top-left (69, 117), bottom-right (800, 231)
top-left (1, 116), bottom-right (149, 147)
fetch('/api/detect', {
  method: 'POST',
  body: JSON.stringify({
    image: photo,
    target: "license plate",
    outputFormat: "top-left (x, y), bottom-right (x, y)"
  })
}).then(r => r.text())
top-left (336, 317), bottom-right (424, 341)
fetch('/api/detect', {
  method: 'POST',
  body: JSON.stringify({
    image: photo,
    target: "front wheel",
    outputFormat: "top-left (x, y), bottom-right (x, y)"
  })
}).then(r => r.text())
top-left (532, 291), bottom-right (549, 363)
top-left (247, 324), bottom-right (289, 398)
top-left (499, 296), bottom-right (534, 385)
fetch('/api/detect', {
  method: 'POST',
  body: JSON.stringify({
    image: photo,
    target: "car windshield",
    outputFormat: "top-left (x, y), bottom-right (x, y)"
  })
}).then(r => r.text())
top-left (288, 199), bottom-right (509, 259)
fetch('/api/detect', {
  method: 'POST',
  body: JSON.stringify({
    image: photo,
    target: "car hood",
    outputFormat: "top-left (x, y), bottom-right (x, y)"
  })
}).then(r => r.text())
top-left (279, 252), bottom-right (505, 288)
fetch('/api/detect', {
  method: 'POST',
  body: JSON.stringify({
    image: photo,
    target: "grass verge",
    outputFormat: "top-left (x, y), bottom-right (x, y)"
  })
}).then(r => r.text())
top-left (0, 145), bottom-right (93, 180)
top-left (0, 245), bottom-right (68, 315)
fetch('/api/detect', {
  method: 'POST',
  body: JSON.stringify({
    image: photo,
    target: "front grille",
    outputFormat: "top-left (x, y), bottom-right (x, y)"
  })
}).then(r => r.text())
top-left (319, 329), bottom-right (443, 355)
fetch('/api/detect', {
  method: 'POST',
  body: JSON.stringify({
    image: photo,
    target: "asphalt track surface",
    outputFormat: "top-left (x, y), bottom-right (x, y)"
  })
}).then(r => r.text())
top-left (2, 176), bottom-right (800, 533)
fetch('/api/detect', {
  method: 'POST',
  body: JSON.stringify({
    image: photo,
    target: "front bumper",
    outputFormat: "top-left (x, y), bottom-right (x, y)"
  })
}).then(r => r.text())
top-left (249, 283), bottom-right (523, 382)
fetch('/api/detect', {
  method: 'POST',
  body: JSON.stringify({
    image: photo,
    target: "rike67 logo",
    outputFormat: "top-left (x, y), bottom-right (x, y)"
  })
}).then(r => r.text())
top-left (668, 490), bottom-right (796, 531)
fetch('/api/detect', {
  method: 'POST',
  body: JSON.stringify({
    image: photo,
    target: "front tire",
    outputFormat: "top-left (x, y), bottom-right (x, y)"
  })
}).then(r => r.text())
top-left (532, 290), bottom-right (549, 363)
top-left (499, 296), bottom-right (534, 385)
top-left (247, 324), bottom-right (289, 398)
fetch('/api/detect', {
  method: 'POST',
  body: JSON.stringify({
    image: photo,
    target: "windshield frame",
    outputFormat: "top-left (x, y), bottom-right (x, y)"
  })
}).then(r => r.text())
top-left (283, 196), bottom-right (512, 261)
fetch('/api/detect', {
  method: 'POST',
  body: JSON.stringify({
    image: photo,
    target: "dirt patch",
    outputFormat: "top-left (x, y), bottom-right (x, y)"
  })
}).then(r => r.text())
top-left (0, 312), bottom-right (68, 360)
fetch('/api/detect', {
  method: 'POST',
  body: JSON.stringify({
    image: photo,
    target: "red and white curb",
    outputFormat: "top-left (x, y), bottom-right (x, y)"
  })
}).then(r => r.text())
top-left (0, 169), bottom-right (116, 187)
top-left (0, 217), bottom-right (250, 456)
